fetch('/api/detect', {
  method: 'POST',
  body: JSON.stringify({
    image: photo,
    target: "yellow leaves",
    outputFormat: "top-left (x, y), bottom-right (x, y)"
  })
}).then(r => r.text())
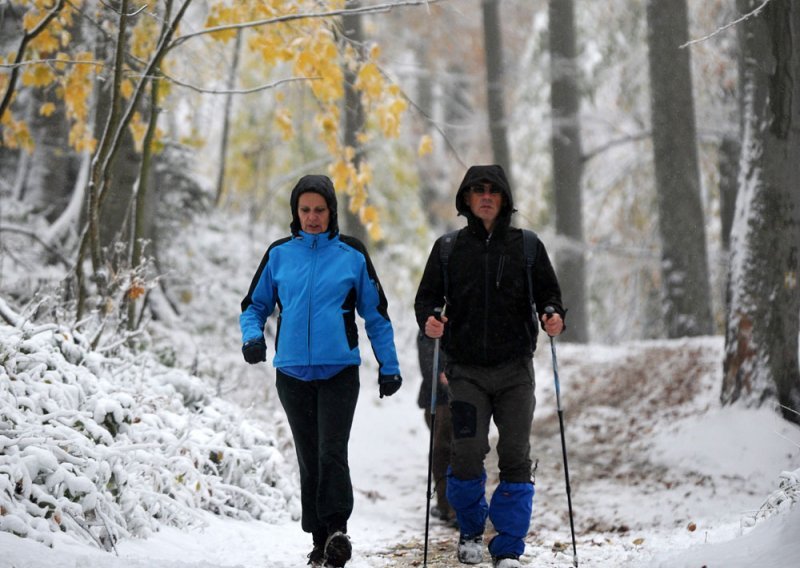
top-left (29, 29), bottom-right (60, 55)
top-left (249, 33), bottom-right (293, 65)
top-left (2, 113), bottom-right (34, 153)
top-left (62, 53), bottom-right (94, 122)
top-left (354, 50), bottom-right (407, 139)
top-left (204, 4), bottom-right (244, 42)
top-left (315, 105), bottom-right (341, 154)
top-left (39, 102), bottom-right (56, 116)
top-left (375, 94), bottom-right (408, 139)
top-left (130, 16), bottom-right (158, 60)
top-left (328, 154), bottom-right (384, 241)
top-left (366, 210), bottom-right (383, 242)
top-left (275, 108), bottom-right (294, 141)
top-left (418, 134), bottom-right (434, 157)
top-left (293, 29), bottom-right (343, 102)
top-left (21, 64), bottom-right (56, 88)
top-left (120, 79), bottom-right (134, 100)
top-left (355, 61), bottom-right (384, 101)
top-left (129, 112), bottom-right (148, 153)
top-left (69, 122), bottom-right (96, 154)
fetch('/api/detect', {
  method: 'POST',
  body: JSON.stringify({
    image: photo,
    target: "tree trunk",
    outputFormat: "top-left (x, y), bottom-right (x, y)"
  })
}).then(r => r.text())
top-left (340, 2), bottom-right (368, 243)
top-left (718, 134), bottom-right (739, 252)
top-left (548, 0), bottom-right (588, 343)
top-left (645, 0), bottom-right (714, 337)
top-left (481, 0), bottom-right (512, 181)
top-left (214, 29), bottom-right (242, 207)
top-left (722, 0), bottom-right (800, 424)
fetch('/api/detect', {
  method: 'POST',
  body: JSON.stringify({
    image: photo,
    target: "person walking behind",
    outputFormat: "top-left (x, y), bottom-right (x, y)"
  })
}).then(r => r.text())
top-left (240, 175), bottom-right (403, 568)
top-left (414, 164), bottom-right (565, 568)
top-left (416, 331), bottom-right (456, 527)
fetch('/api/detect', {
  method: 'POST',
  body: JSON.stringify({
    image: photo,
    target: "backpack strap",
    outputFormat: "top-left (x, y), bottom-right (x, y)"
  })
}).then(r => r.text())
top-left (438, 230), bottom-right (460, 306)
top-left (522, 229), bottom-right (540, 315)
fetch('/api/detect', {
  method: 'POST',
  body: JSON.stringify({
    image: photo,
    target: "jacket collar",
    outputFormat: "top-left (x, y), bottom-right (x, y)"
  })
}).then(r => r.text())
top-left (466, 213), bottom-right (510, 240)
top-left (296, 231), bottom-right (337, 248)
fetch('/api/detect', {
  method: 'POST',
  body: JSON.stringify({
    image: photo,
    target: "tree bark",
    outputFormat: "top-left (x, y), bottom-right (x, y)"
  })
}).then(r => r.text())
top-left (340, 2), bottom-right (368, 243)
top-left (481, 0), bottom-right (512, 181)
top-left (722, 0), bottom-right (800, 424)
top-left (548, 0), bottom-right (588, 343)
top-left (0, 0), bottom-right (66, 122)
top-left (718, 135), bottom-right (739, 252)
top-left (645, 0), bottom-right (714, 337)
top-left (214, 29), bottom-right (242, 207)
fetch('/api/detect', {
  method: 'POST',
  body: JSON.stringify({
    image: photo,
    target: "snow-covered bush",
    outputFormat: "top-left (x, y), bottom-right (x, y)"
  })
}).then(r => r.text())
top-left (0, 318), bottom-right (299, 549)
top-left (746, 467), bottom-right (800, 527)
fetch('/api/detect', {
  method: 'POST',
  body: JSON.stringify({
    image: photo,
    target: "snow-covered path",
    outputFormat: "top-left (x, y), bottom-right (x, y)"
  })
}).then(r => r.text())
top-left (3, 338), bottom-right (799, 568)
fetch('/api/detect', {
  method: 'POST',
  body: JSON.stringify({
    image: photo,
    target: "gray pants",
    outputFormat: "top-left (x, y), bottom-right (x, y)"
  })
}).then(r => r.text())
top-left (447, 357), bottom-right (535, 483)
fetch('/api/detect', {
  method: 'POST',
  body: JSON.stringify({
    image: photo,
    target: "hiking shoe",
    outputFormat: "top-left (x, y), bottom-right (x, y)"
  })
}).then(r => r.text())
top-left (493, 556), bottom-right (522, 568)
top-left (457, 534), bottom-right (483, 564)
top-left (307, 544), bottom-right (325, 567)
top-left (324, 531), bottom-right (352, 567)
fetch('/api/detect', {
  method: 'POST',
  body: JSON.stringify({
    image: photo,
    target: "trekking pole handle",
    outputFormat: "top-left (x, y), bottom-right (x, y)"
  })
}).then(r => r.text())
top-left (429, 305), bottom-right (447, 415)
top-left (544, 306), bottom-right (563, 408)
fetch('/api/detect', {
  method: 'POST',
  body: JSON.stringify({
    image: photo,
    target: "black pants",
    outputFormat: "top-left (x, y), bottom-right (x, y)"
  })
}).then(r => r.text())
top-left (447, 357), bottom-right (535, 483)
top-left (276, 366), bottom-right (360, 545)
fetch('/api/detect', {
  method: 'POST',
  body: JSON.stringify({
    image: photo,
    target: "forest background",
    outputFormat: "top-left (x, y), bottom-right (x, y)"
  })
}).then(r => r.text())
top-left (0, 0), bottom-right (799, 564)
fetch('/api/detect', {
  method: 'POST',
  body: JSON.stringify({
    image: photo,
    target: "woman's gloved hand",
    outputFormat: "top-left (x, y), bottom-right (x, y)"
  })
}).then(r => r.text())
top-left (378, 374), bottom-right (402, 398)
top-left (242, 337), bottom-right (267, 364)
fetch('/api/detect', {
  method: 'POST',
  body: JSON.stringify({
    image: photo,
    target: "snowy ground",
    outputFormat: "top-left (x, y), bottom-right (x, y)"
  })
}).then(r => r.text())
top-left (2, 334), bottom-right (798, 568)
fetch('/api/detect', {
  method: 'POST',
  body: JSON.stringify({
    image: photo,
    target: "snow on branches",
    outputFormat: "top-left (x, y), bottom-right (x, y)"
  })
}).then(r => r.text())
top-left (0, 319), bottom-right (299, 549)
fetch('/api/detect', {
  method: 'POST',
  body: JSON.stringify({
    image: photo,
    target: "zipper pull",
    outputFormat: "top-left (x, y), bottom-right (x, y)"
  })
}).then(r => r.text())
top-left (496, 255), bottom-right (505, 289)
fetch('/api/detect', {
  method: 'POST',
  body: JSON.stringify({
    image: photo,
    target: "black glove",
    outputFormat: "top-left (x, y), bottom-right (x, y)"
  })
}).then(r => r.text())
top-left (378, 374), bottom-right (402, 398)
top-left (242, 337), bottom-right (267, 364)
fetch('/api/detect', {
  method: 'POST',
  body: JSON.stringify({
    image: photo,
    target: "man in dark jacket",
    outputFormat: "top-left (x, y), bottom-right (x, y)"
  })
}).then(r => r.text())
top-left (414, 164), bottom-right (565, 568)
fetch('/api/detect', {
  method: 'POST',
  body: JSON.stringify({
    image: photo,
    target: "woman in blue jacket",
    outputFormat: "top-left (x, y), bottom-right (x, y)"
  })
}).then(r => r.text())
top-left (240, 175), bottom-right (402, 568)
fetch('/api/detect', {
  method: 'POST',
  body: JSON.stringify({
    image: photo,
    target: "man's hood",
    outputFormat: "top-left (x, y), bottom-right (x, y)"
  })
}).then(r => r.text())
top-left (455, 164), bottom-right (515, 221)
top-left (289, 174), bottom-right (339, 238)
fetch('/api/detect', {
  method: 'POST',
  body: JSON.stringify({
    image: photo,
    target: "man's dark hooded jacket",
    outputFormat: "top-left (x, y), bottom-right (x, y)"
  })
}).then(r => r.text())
top-left (414, 165), bottom-right (565, 367)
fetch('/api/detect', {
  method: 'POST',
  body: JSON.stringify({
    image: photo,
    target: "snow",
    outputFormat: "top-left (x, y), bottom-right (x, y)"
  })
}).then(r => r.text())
top-left (0, 201), bottom-right (797, 568)
top-left (1, 325), bottom-right (798, 567)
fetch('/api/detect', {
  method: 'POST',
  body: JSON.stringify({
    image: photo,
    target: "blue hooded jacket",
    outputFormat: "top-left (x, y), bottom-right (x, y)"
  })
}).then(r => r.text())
top-left (240, 175), bottom-right (400, 377)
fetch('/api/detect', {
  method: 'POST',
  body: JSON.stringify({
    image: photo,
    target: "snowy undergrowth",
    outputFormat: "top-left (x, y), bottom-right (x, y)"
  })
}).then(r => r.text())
top-left (0, 319), bottom-right (299, 550)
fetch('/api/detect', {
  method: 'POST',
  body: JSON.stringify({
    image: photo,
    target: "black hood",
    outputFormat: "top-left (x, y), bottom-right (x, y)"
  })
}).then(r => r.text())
top-left (289, 174), bottom-right (339, 238)
top-left (455, 164), bottom-right (515, 227)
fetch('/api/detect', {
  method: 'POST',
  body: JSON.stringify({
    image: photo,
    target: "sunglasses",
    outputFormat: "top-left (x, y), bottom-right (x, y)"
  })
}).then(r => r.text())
top-left (469, 184), bottom-right (501, 195)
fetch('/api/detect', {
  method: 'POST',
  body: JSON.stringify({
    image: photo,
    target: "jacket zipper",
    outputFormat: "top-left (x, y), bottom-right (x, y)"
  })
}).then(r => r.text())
top-left (307, 235), bottom-right (319, 365)
top-left (496, 255), bottom-right (505, 289)
top-left (483, 234), bottom-right (491, 361)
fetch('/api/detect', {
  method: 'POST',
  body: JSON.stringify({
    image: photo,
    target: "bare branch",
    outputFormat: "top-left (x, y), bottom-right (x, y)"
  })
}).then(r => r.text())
top-left (582, 131), bottom-right (652, 164)
top-left (0, 224), bottom-right (72, 266)
top-left (97, 0), bottom-right (193, 209)
top-left (169, 0), bottom-right (447, 50)
top-left (0, 58), bottom-right (104, 70)
top-left (681, 0), bottom-right (772, 48)
top-left (0, 0), bottom-right (67, 120)
top-left (155, 72), bottom-right (319, 95)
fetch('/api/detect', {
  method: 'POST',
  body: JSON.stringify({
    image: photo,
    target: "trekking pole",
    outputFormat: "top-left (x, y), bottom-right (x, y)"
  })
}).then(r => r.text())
top-left (423, 305), bottom-right (446, 567)
top-left (545, 306), bottom-right (578, 567)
